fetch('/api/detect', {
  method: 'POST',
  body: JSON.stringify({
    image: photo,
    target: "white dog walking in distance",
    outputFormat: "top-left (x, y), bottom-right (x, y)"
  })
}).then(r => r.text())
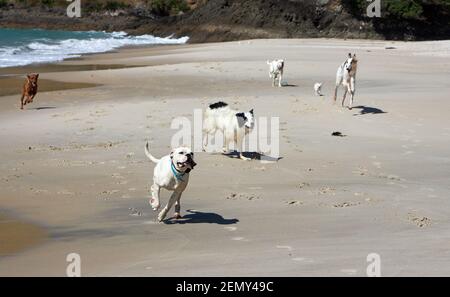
top-left (203, 101), bottom-right (255, 161)
top-left (314, 82), bottom-right (323, 96)
top-left (267, 59), bottom-right (285, 87)
top-left (334, 53), bottom-right (358, 109)
top-left (145, 142), bottom-right (197, 222)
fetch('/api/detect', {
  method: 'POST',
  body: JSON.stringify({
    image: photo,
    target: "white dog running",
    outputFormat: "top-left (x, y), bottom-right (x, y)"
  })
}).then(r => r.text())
top-left (314, 82), bottom-right (323, 96)
top-left (145, 142), bottom-right (197, 222)
top-left (334, 53), bottom-right (358, 109)
top-left (203, 101), bottom-right (255, 161)
top-left (267, 59), bottom-right (285, 87)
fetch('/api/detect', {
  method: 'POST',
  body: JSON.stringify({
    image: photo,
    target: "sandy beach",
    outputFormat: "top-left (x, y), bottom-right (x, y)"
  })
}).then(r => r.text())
top-left (0, 39), bottom-right (449, 276)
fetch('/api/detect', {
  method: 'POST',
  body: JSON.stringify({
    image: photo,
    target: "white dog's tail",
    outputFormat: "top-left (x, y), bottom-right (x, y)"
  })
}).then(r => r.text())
top-left (144, 142), bottom-right (160, 163)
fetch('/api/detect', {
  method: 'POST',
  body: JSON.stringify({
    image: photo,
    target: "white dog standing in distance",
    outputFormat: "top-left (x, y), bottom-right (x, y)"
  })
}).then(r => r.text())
top-left (334, 53), bottom-right (358, 109)
top-left (203, 101), bottom-right (255, 161)
top-left (145, 142), bottom-right (197, 222)
top-left (314, 82), bottom-right (323, 96)
top-left (267, 59), bottom-right (285, 87)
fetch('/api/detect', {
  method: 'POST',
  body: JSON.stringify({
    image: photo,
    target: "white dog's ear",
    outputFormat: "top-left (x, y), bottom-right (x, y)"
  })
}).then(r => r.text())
top-left (348, 53), bottom-right (352, 58)
top-left (170, 150), bottom-right (174, 159)
top-left (249, 109), bottom-right (254, 115)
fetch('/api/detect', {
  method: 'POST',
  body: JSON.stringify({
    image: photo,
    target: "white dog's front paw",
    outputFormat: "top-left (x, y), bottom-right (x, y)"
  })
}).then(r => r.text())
top-left (149, 198), bottom-right (160, 211)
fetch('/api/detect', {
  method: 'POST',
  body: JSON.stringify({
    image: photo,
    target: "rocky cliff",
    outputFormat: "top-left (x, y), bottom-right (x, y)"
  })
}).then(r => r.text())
top-left (1, 0), bottom-right (449, 42)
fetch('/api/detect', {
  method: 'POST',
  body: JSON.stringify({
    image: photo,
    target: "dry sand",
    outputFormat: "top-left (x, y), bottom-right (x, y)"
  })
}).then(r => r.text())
top-left (0, 39), bottom-right (449, 276)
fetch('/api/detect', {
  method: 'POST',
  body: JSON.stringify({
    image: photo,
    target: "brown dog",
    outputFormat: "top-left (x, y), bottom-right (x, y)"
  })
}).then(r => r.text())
top-left (20, 73), bottom-right (39, 110)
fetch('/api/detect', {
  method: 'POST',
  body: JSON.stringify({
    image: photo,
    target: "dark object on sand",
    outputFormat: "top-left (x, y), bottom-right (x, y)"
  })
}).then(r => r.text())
top-left (332, 131), bottom-right (346, 137)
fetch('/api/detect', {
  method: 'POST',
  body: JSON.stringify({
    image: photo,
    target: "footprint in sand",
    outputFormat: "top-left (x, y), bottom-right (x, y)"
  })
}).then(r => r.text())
top-left (224, 226), bottom-right (237, 232)
top-left (129, 208), bottom-right (142, 216)
top-left (226, 193), bottom-right (261, 201)
top-left (407, 213), bottom-right (432, 228)
top-left (298, 182), bottom-right (310, 189)
top-left (285, 200), bottom-right (303, 206)
top-left (318, 186), bottom-right (336, 195)
top-left (333, 201), bottom-right (360, 208)
top-left (377, 173), bottom-right (403, 182)
top-left (102, 189), bottom-right (119, 195)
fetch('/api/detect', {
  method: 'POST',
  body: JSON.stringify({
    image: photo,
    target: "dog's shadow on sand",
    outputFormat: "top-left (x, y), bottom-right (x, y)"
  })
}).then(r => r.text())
top-left (352, 105), bottom-right (386, 116)
top-left (30, 106), bottom-right (57, 110)
top-left (222, 151), bottom-right (282, 162)
top-left (164, 210), bottom-right (239, 225)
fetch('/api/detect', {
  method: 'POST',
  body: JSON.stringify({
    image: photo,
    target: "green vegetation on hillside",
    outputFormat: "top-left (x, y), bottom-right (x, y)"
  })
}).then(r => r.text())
top-left (1, 0), bottom-right (192, 15)
top-left (149, 0), bottom-right (190, 16)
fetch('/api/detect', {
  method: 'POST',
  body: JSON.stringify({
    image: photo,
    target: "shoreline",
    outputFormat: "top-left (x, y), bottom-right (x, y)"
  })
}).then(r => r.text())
top-left (2, 36), bottom-right (450, 78)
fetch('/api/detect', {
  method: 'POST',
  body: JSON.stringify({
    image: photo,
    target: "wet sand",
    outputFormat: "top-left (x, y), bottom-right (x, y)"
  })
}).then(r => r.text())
top-left (0, 77), bottom-right (99, 98)
top-left (0, 214), bottom-right (46, 256)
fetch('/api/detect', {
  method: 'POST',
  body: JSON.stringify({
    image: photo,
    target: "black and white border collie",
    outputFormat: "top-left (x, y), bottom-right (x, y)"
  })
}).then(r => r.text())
top-left (203, 101), bottom-right (255, 160)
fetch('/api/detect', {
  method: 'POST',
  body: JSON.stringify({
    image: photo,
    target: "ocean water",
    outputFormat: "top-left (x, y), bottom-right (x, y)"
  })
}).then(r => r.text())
top-left (0, 28), bottom-right (189, 68)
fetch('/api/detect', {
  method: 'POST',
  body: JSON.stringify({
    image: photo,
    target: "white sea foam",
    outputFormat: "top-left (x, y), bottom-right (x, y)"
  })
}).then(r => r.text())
top-left (0, 30), bottom-right (189, 68)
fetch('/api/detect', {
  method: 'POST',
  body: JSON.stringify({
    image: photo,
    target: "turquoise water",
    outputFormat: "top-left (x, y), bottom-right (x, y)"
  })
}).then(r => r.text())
top-left (0, 28), bottom-right (188, 68)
